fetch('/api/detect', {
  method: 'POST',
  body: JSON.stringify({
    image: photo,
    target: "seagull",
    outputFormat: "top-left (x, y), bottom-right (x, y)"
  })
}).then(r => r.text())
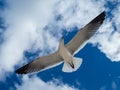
top-left (16, 11), bottom-right (106, 74)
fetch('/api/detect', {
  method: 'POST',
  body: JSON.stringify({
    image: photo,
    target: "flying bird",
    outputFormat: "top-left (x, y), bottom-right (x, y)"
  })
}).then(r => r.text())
top-left (16, 11), bottom-right (106, 74)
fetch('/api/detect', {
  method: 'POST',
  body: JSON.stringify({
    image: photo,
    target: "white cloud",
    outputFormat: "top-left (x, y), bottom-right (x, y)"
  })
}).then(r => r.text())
top-left (54, 0), bottom-right (105, 29)
top-left (15, 75), bottom-right (78, 90)
top-left (0, 0), bottom-right (59, 79)
top-left (113, 5), bottom-right (120, 32)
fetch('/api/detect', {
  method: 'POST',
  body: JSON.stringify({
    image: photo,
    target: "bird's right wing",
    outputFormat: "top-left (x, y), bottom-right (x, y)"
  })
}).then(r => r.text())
top-left (66, 11), bottom-right (105, 54)
top-left (15, 51), bottom-right (63, 74)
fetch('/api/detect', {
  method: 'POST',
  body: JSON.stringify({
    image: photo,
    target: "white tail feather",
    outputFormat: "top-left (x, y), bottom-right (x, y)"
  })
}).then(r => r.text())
top-left (62, 57), bottom-right (82, 73)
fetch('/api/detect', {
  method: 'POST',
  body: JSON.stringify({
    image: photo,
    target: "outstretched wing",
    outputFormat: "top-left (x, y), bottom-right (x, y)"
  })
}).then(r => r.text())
top-left (16, 51), bottom-right (63, 74)
top-left (66, 11), bottom-right (105, 54)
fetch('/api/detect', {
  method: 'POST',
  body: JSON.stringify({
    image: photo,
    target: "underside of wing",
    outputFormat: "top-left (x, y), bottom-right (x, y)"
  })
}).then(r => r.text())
top-left (15, 51), bottom-right (63, 74)
top-left (66, 11), bottom-right (106, 54)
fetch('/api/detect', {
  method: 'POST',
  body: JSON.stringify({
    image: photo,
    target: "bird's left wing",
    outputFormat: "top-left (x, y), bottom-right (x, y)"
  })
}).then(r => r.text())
top-left (15, 51), bottom-right (63, 74)
top-left (66, 11), bottom-right (105, 54)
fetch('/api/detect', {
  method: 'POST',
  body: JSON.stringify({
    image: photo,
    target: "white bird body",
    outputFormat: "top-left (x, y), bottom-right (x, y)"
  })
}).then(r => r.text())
top-left (59, 38), bottom-right (72, 63)
top-left (16, 11), bottom-right (105, 74)
top-left (59, 37), bottom-right (82, 72)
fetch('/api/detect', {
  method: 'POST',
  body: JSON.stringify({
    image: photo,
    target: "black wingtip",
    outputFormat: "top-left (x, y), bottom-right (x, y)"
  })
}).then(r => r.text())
top-left (90, 11), bottom-right (106, 24)
top-left (15, 69), bottom-right (22, 74)
top-left (15, 69), bottom-right (26, 74)
top-left (15, 64), bottom-right (29, 74)
top-left (15, 69), bottom-right (24, 74)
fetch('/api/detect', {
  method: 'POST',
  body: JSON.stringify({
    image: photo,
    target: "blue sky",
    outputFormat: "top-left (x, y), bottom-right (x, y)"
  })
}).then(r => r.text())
top-left (0, 0), bottom-right (120, 90)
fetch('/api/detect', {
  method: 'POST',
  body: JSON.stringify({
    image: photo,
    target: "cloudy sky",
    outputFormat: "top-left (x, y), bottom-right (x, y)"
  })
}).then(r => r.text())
top-left (0, 0), bottom-right (120, 90)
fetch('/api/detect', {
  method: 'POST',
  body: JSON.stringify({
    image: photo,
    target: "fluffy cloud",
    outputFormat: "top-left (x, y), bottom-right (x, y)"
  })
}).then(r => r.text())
top-left (113, 6), bottom-right (120, 32)
top-left (15, 75), bottom-right (78, 90)
top-left (54, 0), bottom-right (105, 29)
top-left (0, 0), bottom-right (59, 79)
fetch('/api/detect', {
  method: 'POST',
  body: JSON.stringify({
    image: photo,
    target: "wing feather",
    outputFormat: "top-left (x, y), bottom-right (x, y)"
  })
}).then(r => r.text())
top-left (66, 11), bottom-right (105, 54)
top-left (15, 51), bottom-right (63, 74)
